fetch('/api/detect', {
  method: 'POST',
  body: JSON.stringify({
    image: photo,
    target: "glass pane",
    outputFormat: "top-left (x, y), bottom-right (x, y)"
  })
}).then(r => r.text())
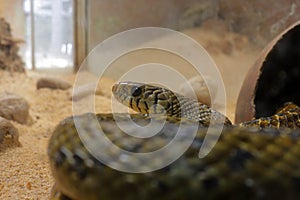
top-left (23, 0), bottom-right (73, 69)
top-left (85, 0), bottom-right (300, 121)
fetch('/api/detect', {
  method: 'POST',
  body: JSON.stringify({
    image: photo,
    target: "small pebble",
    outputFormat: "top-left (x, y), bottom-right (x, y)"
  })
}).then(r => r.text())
top-left (0, 116), bottom-right (19, 144)
top-left (71, 83), bottom-right (97, 101)
top-left (26, 182), bottom-right (32, 190)
top-left (0, 92), bottom-right (30, 124)
top-left (37, 77), bottom-right (72, 90)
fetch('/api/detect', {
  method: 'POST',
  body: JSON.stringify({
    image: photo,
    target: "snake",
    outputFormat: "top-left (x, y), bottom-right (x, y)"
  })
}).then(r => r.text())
top-left (48, 82), bottom-right (300, 200)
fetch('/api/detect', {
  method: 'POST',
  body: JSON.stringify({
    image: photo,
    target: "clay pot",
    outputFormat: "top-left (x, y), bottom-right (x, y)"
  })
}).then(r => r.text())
top-left (236, 21), bottom-right (300, 123)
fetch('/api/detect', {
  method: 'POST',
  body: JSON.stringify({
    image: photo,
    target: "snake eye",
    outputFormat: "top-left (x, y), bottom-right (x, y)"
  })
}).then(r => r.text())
top-left (131, 86), bottom-right (142, 97)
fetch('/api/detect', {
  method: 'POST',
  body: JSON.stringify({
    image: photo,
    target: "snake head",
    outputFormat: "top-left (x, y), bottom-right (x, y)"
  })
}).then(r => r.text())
top-left (112, 82), bottom-right (174, 115)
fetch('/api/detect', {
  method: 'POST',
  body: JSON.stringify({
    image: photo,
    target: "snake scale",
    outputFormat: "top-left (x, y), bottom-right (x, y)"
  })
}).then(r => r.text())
top-left (48, 82), bottom-right (300, 200)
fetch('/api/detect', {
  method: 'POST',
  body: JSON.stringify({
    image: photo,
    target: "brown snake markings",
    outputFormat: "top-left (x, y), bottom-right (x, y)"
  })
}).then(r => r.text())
top-left (48, 82), bottom-right (300, 200)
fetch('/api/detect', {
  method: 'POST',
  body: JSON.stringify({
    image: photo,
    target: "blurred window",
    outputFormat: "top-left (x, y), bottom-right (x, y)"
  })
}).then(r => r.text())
top-left (23, 0), bottom-right (73, 69)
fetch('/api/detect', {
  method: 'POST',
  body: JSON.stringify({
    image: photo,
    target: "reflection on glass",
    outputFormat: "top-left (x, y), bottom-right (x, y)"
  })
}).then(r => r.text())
top-left (23, 0), bottom-right (73, 69)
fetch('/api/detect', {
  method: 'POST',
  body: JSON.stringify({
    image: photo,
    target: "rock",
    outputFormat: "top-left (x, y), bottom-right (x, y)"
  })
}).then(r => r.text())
top-left (37, 77), bottom-right (72, 90)
top-left (0, 116), bottom-right (19, 144)
top-left (0, 18), bottom-right (25, 73)
top-left (72, 78), bottom-right (115, 101)
top-left (180, 76), bottom-right (217, 106)
top-left (0, 92), bottom-right (30, 124)
top-left (72, 83), bottom-right (97, 101)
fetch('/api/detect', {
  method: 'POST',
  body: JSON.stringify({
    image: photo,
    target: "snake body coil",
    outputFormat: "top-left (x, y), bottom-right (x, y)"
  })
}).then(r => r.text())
top-left (48, 82), bottom-right (300, 200)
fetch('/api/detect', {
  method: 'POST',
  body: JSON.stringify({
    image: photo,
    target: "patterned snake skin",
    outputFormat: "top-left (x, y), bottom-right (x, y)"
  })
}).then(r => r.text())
top-left (48, 82), bottom-right (300, 200)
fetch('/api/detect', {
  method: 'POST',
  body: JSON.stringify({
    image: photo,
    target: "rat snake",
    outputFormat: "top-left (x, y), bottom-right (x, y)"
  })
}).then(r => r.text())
top-left (48, 82), bottom-right (300, 200)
